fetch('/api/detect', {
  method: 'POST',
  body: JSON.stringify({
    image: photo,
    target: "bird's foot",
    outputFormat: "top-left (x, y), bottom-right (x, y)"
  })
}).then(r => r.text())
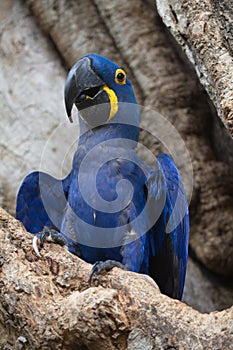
top-left (32, 226), bottom-right (68, 257)
top-left (89, 260), bottom-right (127, 284)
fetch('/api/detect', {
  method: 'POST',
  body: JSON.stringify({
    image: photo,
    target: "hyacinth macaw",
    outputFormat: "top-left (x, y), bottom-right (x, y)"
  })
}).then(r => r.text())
top-left (16, 54), bottom-right (189, 300)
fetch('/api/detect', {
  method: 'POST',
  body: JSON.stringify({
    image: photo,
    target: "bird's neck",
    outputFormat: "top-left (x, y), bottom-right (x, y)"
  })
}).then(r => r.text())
top-left (72, 111), bottom-right (140, 173)
top-left (78, 106), bottom-right (140, 150)
top-left (78, 122), bottom-right (139, 150)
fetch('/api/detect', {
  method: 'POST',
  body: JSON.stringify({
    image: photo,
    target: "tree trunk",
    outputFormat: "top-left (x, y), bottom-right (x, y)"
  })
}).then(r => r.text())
top-left (0, 0), bottom-right (233, 347)
top-left (156, 0), bottom-right (233, 139)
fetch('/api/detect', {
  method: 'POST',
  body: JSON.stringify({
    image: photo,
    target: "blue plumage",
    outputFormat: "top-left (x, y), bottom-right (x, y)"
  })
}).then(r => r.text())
top-left (16, 54), bottom-right (189, 300)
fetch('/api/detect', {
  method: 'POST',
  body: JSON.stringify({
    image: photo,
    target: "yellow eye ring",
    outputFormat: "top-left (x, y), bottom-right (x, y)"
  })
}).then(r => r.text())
top-left (115, 69), bottom-right (126, 85)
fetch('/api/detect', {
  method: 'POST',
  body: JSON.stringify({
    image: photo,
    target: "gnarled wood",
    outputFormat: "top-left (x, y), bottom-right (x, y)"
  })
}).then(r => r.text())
top-left (0, 207), bottom-right (232, 350)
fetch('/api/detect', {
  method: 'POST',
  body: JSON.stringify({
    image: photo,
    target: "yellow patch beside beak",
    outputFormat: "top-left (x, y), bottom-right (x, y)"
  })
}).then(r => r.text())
top-left (102, 85), bottom-right (118, 120)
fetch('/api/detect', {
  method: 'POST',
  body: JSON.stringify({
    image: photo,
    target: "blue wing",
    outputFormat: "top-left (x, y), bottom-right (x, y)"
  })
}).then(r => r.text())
top-left (16, 171), bottom-right (71, 233)
top-left (148, 154), bottom-right (189, 300)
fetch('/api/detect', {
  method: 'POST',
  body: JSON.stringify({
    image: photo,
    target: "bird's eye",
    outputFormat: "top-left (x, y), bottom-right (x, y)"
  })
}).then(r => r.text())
top-left (117, 72), bottom-right (124, 81)
top-left (115, 69), bottom-right (126, 85)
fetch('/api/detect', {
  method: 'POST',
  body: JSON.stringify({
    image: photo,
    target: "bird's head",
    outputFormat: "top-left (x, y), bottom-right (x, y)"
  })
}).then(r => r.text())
top-left (64, 54), bottom-right (138, 129)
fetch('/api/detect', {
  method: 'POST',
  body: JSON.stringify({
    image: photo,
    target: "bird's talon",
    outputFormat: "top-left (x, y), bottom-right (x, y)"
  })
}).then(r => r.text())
top-left (89, 260), bottom-right (127, 285)
top-left (32, 236), bottom-right (42, 257)
top-left (32, 227), bottom-right (68, 258)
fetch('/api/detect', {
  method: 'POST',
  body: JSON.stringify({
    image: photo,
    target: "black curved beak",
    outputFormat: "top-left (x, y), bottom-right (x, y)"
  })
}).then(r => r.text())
top-left (64, 56), bottom-right (105, 123)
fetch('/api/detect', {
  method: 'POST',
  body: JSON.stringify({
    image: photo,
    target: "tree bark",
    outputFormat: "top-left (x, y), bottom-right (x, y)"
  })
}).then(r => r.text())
top-left (155, 0), bottom-right (233, 170)
top-left (156, 0), bottom-right (233, 139)
top-left (0, 207), bottom-right (232, 350)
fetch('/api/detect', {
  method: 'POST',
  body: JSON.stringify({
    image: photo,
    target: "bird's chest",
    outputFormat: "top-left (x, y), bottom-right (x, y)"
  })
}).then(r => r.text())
top-left (62, 147), bottom-right (148, 263)
top-left (69, 156), bottom-right (134, 228)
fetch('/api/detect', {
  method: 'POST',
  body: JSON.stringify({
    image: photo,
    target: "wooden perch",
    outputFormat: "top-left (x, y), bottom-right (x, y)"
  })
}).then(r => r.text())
top-left (0, 207), bottom-right (232, 350)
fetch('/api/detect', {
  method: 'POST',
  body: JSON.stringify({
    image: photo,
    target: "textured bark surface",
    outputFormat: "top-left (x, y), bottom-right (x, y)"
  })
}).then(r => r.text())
top-left (156, 0), bottom-right (233, 139)
top-left (0, 207), bottom-right (233, 350)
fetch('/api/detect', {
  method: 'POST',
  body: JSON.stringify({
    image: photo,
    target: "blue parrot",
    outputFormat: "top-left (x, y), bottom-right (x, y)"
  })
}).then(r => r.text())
top-left (16, 54), bottom-right (189, 300)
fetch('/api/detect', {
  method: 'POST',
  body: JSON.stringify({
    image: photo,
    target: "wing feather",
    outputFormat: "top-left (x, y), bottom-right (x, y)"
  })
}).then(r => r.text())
top-left (148, 154), bottom-right (189, 300)
top-left (16, 171), bottom-right (71, 233)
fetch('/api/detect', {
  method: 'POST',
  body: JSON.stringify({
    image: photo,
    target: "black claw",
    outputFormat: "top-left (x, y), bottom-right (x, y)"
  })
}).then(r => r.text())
top-left (89, 260), bottom-right (127, 284)
top-left (47, 229), bottom-right (68, 247)
top-left (32, 227), bottom-right (68, 257)
top-left (37, 226), bottom-right (50, 246)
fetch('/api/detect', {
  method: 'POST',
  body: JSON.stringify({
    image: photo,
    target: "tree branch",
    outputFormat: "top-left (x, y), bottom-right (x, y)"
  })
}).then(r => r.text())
top-left (0, 207), bottom-right (232, 349)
